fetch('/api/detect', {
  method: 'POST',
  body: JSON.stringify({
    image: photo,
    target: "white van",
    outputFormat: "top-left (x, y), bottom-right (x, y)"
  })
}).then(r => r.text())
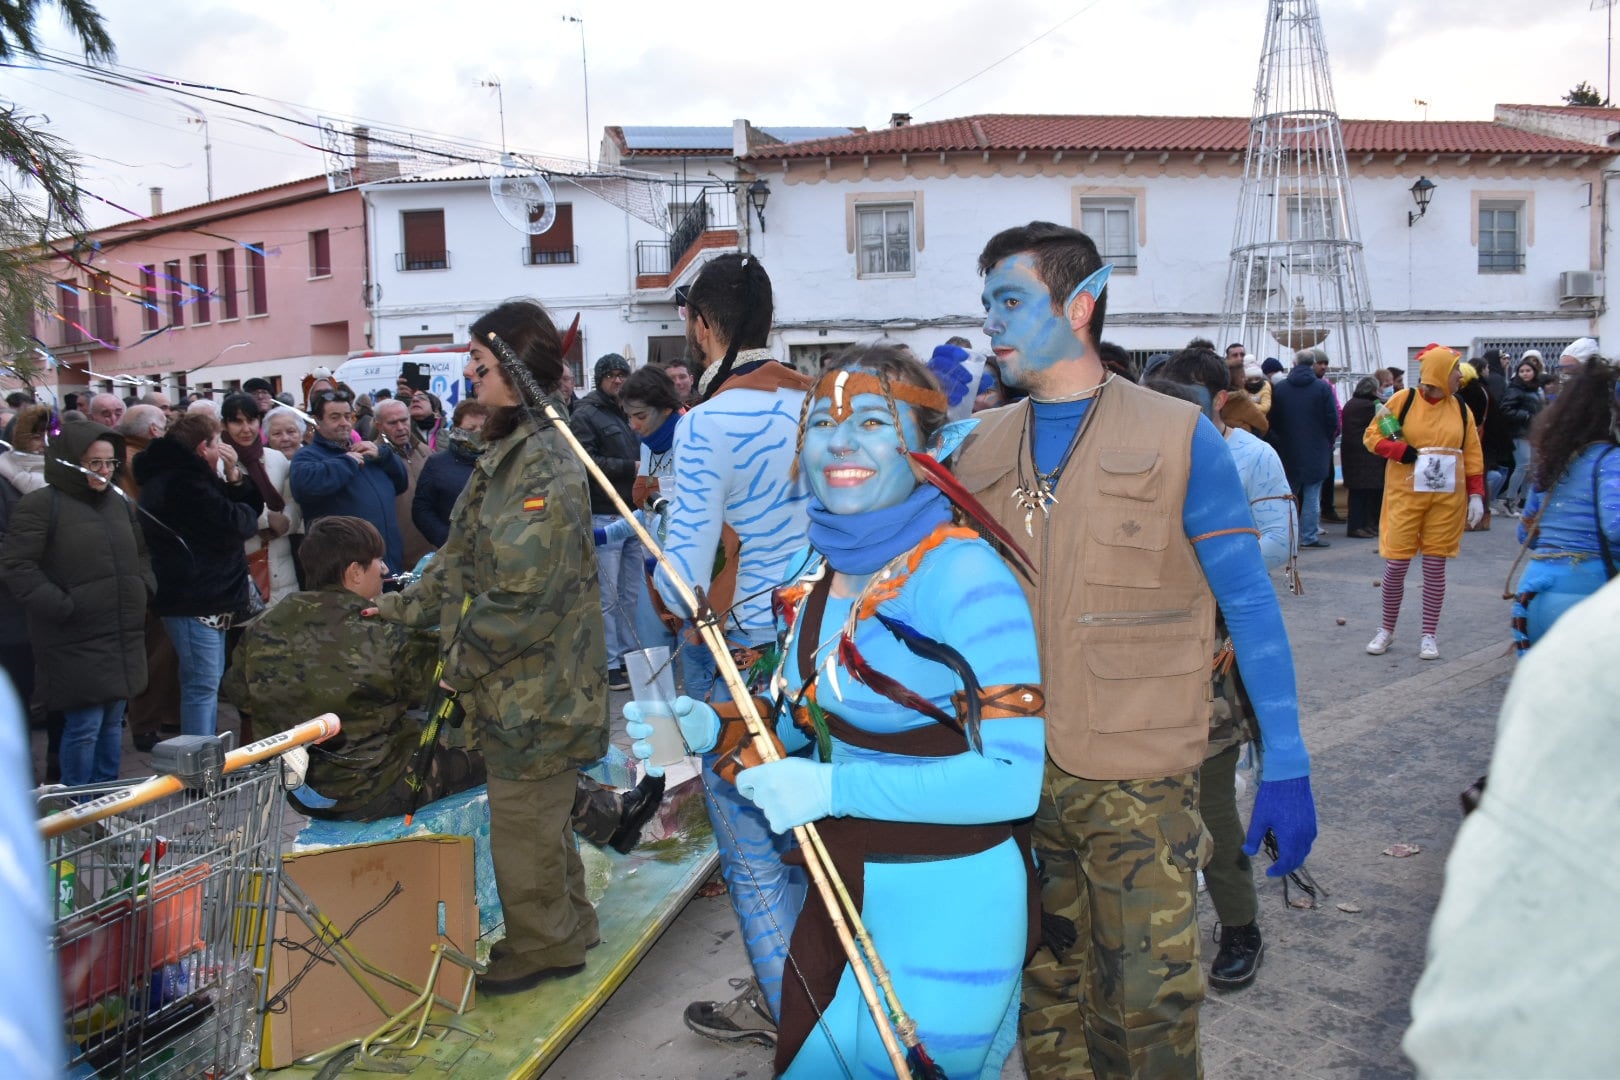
top-left (333, 345), bottom-right (470, 411)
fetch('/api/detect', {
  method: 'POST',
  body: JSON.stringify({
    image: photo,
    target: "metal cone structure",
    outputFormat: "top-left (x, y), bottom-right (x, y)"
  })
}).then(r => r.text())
top-left (1219, 0), bottom-right (1381, 375)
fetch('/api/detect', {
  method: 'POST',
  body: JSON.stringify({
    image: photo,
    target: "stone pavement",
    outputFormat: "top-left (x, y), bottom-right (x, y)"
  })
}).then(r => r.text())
top-left (548, 515), bottom-right (1524, 1080)
top-left (35, 504), bottom-right (1525, 1079)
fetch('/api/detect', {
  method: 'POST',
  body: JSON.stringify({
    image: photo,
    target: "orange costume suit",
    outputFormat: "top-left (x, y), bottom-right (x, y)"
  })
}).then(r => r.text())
top-left (1362, 346), bottom-right (1484, 559)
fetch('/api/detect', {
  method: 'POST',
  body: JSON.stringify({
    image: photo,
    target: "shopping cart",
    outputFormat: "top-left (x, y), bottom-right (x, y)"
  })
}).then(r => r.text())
top-left (41, 716), bottom-right (341, 1080)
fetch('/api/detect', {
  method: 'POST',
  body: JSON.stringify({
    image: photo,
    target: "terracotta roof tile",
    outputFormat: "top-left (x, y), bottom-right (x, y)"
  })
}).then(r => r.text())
top-left (743, 113), bottom-right (1602, 160)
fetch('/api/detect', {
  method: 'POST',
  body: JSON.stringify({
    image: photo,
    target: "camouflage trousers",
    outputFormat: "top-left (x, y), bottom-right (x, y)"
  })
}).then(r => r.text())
top-left (1020, 761), bottom-right (1211, 1080)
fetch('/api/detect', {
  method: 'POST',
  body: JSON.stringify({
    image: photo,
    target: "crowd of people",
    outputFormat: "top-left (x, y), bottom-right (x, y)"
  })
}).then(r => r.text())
top-left (4, 215), bottom-right (1619, 1077)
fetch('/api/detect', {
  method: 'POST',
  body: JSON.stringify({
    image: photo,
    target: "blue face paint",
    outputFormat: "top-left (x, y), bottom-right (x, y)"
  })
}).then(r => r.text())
top-left (802, 389), bottom-right (921, 515)
top-left (980, 255), bottom-right (1111, 390)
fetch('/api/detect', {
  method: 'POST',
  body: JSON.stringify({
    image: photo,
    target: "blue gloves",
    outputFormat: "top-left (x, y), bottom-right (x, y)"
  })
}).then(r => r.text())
top-left (735, 758), bottom-right (834, 833)
top-left (624, 696), bottom-right (720, 776)
top-left (1242, 775), bottom-right (1318, 877)
top-left (592, 525), bottom-right (608, 545)
top-left (926, 345), bottom-right (974, 407)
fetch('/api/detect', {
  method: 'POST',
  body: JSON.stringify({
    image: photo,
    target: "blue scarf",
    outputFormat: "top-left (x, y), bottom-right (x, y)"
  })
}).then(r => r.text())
top-left (642, 410), bottom-right (680, 454)
top-left (807, 485), bottom-right (952, 575)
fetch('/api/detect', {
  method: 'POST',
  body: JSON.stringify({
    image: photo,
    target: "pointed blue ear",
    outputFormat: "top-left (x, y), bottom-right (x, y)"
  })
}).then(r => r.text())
top-left (931, 418), bottom-right (979, 463)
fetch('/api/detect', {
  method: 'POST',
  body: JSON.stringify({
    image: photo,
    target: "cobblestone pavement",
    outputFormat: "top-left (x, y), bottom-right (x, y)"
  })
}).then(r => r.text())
top-left (47, 505), bottom-right (1522, 1079)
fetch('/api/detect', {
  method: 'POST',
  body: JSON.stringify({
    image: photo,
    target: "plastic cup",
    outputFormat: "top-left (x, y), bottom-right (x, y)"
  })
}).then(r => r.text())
top-left (625, 647), bottom-right (686, 768)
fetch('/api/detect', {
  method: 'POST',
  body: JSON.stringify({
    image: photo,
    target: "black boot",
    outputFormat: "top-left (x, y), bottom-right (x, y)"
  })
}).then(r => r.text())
top-left (608, 773), bottom-right (666, 854)
top-left (1209, 922), bottom-right (1264, 990)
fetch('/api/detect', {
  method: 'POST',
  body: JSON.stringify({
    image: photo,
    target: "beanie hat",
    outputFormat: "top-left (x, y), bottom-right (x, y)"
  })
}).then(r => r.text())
top-left (1261, 357), bottom-right (1284, 375)
top-left (1243, 361), bottom-right (1263, 379)
top-left (1561, 337), bottom-right (1599, 362)
top-left (594, 353), bottom-right (631, 382)
top-left (1519, 349), bottom-right (1543, 366)
top-left (243, 377), bottom-right (274, 394)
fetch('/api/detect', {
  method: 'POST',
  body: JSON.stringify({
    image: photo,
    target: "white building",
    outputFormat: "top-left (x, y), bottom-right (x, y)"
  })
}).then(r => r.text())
top-left (736, 111), bottom-right (1612, 372)
top-left (362, 125), bottom-right (855, 388)
top-left (361, 109), bottom-right (1617, 386)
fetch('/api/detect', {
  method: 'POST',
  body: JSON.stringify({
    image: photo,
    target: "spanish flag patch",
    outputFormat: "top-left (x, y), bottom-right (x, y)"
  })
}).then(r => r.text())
top-left (523, 496), bottom-right (547, 512)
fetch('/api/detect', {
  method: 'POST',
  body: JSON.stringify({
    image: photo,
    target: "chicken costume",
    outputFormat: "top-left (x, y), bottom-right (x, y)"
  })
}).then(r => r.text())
top-left (1363, 345), bottom-right (1485, 559)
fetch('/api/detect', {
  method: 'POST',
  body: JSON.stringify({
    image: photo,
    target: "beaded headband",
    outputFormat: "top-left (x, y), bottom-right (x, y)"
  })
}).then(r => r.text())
top-left (810, 370), bottom-right (948, 424)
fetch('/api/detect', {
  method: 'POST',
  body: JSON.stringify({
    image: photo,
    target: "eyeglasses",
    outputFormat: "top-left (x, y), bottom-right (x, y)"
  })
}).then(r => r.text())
top-left (83, 458), bottom-right (120, 472)
top-left (311, 389), bottom-right (353, 406)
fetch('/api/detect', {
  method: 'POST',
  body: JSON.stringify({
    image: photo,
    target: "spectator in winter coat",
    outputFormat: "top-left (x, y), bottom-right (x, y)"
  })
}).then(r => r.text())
top-left (222, 394), bottom-right (299, 605)
top-left (117, 403), bottom-right (181, 751)
top-left (1267, 352), bottom-right (1340, 547)
top-left (1499, 358), bottom-right (1546, 514)
top-left (1476, 351), bottom-right (1515, 511)
top-left (569, 353), bottom-right (641, 688)
top-left (0, 420), bottom-right (155, 784)
top-left (290, 389), bottom-right (409, 576)
top-left (374, 398), bottom-right (433, 568)
top-left (135, 413), bottom-right (263, 737)
top-left (0, 405), bottom-right (49, 498)
top-left (1339, 378), bottom-right (1385, 538)
top-left (412, 400), bottom-right (488, 550)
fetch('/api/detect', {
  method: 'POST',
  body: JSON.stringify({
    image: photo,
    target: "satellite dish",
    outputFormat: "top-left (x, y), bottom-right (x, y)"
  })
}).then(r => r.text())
top-left (490, 157), bottom-right (557, 234)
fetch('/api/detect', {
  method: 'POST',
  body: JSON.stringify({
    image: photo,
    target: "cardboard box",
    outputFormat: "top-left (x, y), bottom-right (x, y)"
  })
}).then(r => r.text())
top-left (260, 835), bottom-right (478, 1069)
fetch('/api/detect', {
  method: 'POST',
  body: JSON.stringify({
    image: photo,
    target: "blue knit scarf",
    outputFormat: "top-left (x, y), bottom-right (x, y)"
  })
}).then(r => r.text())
top-left (807, 485), bottom-right (951, 575)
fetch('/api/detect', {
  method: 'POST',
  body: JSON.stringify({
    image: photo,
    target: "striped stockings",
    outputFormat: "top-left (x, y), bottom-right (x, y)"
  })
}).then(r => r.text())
top-left (1380, 555), bottom-right (1448, 636)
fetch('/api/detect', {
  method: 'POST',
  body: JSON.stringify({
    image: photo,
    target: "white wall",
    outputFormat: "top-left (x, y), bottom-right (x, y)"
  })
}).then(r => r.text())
top-left (748, 162), bottom-right (1602, 367)
top-left (365, 176), bottom-right (666, 387)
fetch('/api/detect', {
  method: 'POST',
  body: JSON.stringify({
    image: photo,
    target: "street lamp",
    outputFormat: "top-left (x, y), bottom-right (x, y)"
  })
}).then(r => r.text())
top-left (1408, 176), bottom-right (1436, 227)
top-left (747, 179), bottom-right (770, 233)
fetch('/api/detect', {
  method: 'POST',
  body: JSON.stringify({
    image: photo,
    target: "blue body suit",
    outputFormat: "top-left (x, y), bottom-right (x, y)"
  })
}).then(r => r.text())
top-left (1514, 443), bottom-right (1620, 648)
top-left (773, 535), bottom-right (1044, 1080)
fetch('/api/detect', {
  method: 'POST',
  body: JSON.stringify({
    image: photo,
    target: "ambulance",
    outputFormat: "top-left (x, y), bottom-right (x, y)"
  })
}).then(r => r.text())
top-left (331, 344), bottom-right (470, 410)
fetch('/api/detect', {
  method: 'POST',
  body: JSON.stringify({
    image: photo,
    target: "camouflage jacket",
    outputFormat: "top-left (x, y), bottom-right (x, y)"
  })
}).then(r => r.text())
top-left (376, 406), bottom-right (608, 780)
top-left (221, 587), bottom-right (437, 811)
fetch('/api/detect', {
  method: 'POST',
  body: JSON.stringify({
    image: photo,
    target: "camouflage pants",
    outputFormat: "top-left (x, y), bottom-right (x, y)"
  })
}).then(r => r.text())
top-left (1020, 762), bottom-right (1211, 1080)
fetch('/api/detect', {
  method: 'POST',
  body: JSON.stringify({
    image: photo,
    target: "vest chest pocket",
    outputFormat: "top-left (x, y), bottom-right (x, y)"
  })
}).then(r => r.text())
top-left (1097, 450), bottom-right (1162, 502)
top-left (1082, 633), bottom-right (1211, 733)
top-left (1083, 509), bottom-right (1171, 588)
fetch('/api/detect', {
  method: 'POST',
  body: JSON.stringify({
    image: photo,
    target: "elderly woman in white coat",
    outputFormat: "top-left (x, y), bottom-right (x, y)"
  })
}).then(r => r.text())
top-left (221, 393), bottom-right (301, 605)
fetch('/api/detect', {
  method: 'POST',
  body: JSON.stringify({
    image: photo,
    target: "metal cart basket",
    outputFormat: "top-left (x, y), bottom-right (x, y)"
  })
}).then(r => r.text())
top-left (42, 716), bottom-right (340, 1080)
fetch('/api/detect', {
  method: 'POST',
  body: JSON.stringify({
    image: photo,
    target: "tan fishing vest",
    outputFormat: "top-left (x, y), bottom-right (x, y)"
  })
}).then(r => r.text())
top-left (954, 378), bottom-right (1216, 781)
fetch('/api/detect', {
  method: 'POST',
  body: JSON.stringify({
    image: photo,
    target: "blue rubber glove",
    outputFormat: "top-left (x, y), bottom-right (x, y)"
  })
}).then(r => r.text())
top-left (592, 525), bottom-right (608, 545)
top-left (623, 697), bottom-right (720, 775)
top-left (926, 345), bottom-right (974, 407)
top-left (1242, 775), bottom-right (1318, 877)
top-left (644, 556), bottom-right (657, 576)
top-left (734, 758), bottom-right (834, 834)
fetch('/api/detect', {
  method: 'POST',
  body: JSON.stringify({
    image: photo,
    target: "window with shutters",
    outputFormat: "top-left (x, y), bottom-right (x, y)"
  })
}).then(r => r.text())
top-left (1479, 201), bottom-right (1525, 273)
top-left (165, 260), bottom-right (184, 325)
top-left (58, 281), bottom-right (83, 344)
top-left (525, 204), bottom-right (577, 265)
top-left (140, 266), bottom-right (159, 332)
top-left (1079, 197), bottom-right (1137, 272)
top-left (247, 245), bottom-right (268, 315)
top-left (855, 204), bottom-right (914, 278)
top-left (190, 255), bottom-right (210, 324)
top-left (308, 229), bottom-right (332, 278)
top-left (217, 249), bottom-right (239, 319)
top-left (399, 210), bottom-right (448, 270)
top-left (91, 273), bottom-right (115, 342)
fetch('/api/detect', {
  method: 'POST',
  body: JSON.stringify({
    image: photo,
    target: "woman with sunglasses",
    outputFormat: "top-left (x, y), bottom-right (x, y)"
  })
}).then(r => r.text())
top-left (375, 299), bottom-right (608, 995)
top-left (0, 420), bottom-right (156, 785)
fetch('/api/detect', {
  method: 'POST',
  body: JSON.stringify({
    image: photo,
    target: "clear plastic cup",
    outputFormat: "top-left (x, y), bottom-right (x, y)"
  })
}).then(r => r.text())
top-left (624, 646), bottom-right (686, 768)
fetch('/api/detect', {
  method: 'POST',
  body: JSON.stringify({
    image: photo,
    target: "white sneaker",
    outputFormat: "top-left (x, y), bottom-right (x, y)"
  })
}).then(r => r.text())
top-left (1366, 628), bottom-right (1394, 655)
top-left (1420, 634), bottom-right (1440, 660)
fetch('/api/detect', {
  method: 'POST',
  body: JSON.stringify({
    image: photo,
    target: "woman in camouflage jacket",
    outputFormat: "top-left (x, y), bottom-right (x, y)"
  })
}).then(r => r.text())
top-left (377, 300), bottom-right (609, 995)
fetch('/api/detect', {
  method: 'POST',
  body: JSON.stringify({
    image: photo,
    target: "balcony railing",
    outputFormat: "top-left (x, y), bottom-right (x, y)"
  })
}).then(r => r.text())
top-left (396, 250), bottom-right (451, 272)
top-left (636, 186), bottom-right (740, 281)
top-left (523, 245), bottom-right (579, 266)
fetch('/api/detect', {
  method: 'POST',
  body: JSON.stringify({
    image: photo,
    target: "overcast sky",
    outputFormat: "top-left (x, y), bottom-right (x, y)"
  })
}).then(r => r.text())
top-left (1, 0), bottom-right (1607, 228)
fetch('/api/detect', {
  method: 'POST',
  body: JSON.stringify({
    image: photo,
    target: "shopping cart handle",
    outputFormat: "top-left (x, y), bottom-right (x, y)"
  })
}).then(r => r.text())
top-left (39, 714), bottom-right (343, 841)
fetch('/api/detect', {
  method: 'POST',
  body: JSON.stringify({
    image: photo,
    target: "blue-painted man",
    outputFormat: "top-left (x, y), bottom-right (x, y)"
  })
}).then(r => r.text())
top-left (953, 222), bottom-right (1318, 1079)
